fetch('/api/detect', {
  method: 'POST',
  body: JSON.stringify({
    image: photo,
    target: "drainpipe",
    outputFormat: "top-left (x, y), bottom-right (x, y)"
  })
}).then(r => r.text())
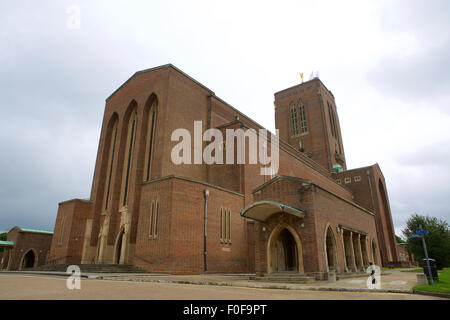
top-left (203, 189), bottom-right (210, 273)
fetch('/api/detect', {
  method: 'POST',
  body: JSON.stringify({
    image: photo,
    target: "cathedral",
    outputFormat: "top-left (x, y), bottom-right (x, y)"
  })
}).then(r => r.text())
top-left (47, 64), bottom-right (399, 279)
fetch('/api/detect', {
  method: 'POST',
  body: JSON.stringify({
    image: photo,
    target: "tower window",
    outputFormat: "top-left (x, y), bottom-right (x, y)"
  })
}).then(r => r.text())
top-left (290, 104), bottom-right (299, 136)
top-left (298, 101), bottom-right (308, 134)
top-left (344, 177), bottom-right (351, 184)
top-left (328, 102), bottom-right (337, 138)
top-left (354, 176), bottom-right (361, 182)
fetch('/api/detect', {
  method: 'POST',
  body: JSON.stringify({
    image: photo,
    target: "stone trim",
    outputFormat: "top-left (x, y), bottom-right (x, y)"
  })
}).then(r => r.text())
top-left (142, 175), bottom-right (244, 197)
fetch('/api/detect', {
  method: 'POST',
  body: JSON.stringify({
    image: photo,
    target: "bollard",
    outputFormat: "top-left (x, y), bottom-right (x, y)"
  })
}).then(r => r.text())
top-left (416, 273), bottom-right (427, 285)
top-left (328, 271), bottom-right (337, 283)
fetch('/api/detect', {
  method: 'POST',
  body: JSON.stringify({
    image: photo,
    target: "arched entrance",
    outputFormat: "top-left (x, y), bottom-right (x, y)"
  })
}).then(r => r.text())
top-left (325, 226), bottom-right (338, 271)
top-left (267, 224), bottom-right (304, 274)
top-left (20, 249), bottom-right (36, 269)
top-left (275, 229), bottom-right (298, 271)
top-left (115, 229), bottom-right (125, 264)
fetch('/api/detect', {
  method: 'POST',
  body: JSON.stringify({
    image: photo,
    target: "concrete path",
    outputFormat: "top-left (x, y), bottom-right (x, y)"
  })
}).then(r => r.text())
top-left (0, 268), bottom-right (428, 295)
top-left (0, 273), bottom-right (444, 300)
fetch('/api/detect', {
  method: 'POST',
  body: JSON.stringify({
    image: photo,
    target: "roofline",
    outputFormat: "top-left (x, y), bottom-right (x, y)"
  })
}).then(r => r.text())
top-left (142, 175), bottom-right (244, 198)
top-left (106, 64), bottom-right (216, 101)
top-left (239, 200), bottom-right (306, 222)
top-left (58, 198), bottom-right (93, 206)
top-left (336, 163), bottom-right (385, 180)
top-left (336, 164), bottom-right (375, 174)
top-left (274, 77), bottom-right (334, 99)
top-left (253, 175), bottom-right (375, 217)
top-left (18, 227), bottom-right (53, 235)
top-left (0, 240), bottom-right (14, 247)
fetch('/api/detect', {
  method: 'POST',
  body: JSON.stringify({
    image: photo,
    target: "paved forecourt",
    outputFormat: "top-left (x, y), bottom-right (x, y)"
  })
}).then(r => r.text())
top-left (0, 274), bottom-right (444, 300)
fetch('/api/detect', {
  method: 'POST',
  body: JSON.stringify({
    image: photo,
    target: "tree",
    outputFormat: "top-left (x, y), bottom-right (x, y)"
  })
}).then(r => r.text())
top-left (402, 213), bottom-right (450, 269)
top-left (395, 235), bottom-right (406, 244)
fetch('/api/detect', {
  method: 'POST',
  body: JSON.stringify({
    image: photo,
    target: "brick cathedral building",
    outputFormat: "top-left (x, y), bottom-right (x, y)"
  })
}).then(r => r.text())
top-left (47, 64), bottom-right (399, 279)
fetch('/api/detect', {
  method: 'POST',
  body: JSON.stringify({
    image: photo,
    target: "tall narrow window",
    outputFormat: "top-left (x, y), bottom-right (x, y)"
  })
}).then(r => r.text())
top-left (327, 102), bottom-right (336, 138)
top-left (220, 209), bottom-right (231, 243)
top-left (149, 202), bottom-right (154, 237)
top-left (298, 100), bottom-right (308, 134)
top-left (220, 208), bottom-right (223, 241)
top-left (290, 104), bottom-right (299, 136)
top-left (144, 101), bottom-right (157, 181)
top-left (149, 200), bottom-right (159, 238)
top-left (103, 120), bottom-right (118, 211)
top-left (121, 108), bottom-right (137, 207)
top-left (154, 202), bottom-right (159, 236)
top-left (227, 210), bottom-right (231, 242)
top-left (58, 216), bottom-right (66, 246)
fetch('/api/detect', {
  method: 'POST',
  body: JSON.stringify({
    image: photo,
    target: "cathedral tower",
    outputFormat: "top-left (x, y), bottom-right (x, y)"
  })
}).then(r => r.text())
top-left (274, 77), bottom-right (346, 172)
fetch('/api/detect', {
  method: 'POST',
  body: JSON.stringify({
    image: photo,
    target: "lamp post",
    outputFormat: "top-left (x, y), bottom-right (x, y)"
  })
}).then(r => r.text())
top-left (203, 189), bottom-right (209, 273)
top-left (419, 224), bottom-right (434, 285)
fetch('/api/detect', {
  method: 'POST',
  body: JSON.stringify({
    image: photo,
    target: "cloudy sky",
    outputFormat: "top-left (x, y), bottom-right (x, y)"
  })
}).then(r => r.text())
top-left (1, 0), bottom-right (449, 237)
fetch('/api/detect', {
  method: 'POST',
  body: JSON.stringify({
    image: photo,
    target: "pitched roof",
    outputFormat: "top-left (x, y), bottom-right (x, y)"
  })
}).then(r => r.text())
top-left (0, 240), bottom-right (14, 247)
top-left (19, 227), bottom-right (53, 235)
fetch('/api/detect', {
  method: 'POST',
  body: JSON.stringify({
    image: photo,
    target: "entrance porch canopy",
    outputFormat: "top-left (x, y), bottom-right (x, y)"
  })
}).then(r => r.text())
top-left (240, 200), bottom-right (306, 222)
top-left (0, 241), bottom-right (14, 248)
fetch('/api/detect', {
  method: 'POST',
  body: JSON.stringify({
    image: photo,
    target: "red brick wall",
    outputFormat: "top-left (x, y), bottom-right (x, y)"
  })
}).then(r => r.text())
top-left (134, 176), bottom-right (250, 274)
top-left (251, 176), bottom-right (380, 277)
top-left (335, 165), bottom-right (398, 265)
top-left (50, 64), bottom-right (396, 275)
top-left (5, 227), bottom-right (53, 270)
top-left (48, 199), bottom-right (92, 264)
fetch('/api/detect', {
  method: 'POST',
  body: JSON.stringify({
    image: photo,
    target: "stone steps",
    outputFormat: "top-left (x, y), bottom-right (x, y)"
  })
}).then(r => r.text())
top-left (27, 264), bottom-right (146, 273)
top-left (253, 272), bottom-right (316, 283)
top-left (336, 272), bottom-right (368, 279)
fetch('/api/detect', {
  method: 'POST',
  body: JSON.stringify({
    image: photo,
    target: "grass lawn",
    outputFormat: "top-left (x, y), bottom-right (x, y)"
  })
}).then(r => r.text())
top-left (400, 268), bottom-right (424, 273)
top-left (412, 268), bottom-right (450, 294)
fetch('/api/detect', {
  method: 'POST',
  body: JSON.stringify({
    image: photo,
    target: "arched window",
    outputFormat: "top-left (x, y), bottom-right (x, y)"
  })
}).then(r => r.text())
top-left (298, 100), bottom-right (308, 134)
top-left (103, 117), bottom-right (118, 211)
top-left (290, 103), bottom-right (299, 136)
top-left (144, 100), bottom-right (157, 181)
top-left (120, 107), bottom-right (138, 207)
top-left (327, 102), bottom-right (337, 138)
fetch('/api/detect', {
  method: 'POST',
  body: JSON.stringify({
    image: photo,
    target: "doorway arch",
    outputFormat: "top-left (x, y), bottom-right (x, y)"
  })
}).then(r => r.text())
top-left (114, 228), bottom-right (125, 264)
top-left (324, 224), bottom-right (338, 272)
top-left (267, 224), bottom-right (304, 274)
top-left (20, 249), bottom-right (37, 270)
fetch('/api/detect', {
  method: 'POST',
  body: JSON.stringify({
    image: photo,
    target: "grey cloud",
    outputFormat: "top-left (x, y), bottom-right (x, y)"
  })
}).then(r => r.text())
top-left (368, 0), bottom-right (450, 106)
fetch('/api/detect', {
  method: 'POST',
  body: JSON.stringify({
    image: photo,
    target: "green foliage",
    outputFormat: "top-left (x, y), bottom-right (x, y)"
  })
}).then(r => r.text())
top-left (402, 214), bottom-right (450, 269)
top-left (395, 235), bottom-right (406, 244)
top-left (413, 268), bottom-right (450, 294)
top-left (401, 268), bottom-right (424, 273)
